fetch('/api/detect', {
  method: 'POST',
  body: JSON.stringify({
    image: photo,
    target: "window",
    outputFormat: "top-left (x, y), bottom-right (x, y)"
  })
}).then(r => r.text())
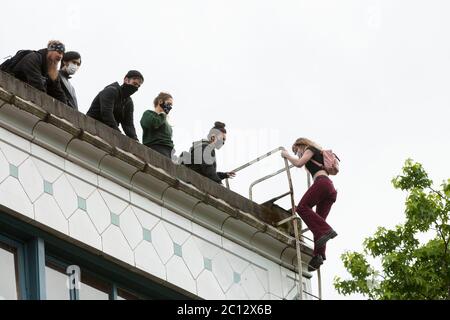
top-left (0, 242), bottom-right (19, 300)
top-left (45, 262), bottom-right (70, 300)
top-left (79, 273), bottom-right (110, 300)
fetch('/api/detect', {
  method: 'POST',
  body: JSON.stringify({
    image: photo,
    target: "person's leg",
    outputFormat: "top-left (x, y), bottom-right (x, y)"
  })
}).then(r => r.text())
top-left (314, 197), bottom-right (336, 258)
top-left (296, 178), bottom-right (332, 241)
top-left (314, 181), bottom-right (338, 257)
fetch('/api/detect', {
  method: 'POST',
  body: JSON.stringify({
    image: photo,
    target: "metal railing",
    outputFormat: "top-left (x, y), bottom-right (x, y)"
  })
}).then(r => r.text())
top-left (224, 146), bottom-right (323, 300)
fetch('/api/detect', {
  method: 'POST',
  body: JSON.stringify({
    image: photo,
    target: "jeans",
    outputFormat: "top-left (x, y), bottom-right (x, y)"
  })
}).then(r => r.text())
top-left (296, 175), bottom-right (337, 259)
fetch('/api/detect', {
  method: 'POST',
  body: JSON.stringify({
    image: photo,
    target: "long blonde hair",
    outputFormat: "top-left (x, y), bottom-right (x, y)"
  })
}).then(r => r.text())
top-left (292, 137), bottom-right (322, 154)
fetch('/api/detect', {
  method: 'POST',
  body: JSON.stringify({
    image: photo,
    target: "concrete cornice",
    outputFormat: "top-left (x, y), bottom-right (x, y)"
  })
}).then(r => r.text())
top-left (0, 71), bottom-right (313, 274)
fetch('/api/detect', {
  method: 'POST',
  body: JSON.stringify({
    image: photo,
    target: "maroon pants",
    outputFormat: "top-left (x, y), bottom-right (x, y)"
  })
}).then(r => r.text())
top-left (296, 175), bottom-right (337, 259)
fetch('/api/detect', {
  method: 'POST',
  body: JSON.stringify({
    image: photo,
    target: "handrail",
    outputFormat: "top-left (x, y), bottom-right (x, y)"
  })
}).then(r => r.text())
top-left (223, 146), bottom-right (323, 301)
top-left (248, 164), bottom-right (295, 200)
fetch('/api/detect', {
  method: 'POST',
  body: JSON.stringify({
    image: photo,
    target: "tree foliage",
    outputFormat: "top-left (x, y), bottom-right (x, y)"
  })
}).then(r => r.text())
top-left (334, 159), bottom-right (450, 299)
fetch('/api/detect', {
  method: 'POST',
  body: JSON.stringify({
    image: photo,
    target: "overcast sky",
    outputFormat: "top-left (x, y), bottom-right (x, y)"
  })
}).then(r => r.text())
top-left (1, 0), bottom-right (449, 300)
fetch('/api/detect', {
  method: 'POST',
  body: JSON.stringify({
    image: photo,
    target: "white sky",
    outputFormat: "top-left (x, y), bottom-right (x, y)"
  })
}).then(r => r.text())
top-left (1, 0), bottom-right (449, 300)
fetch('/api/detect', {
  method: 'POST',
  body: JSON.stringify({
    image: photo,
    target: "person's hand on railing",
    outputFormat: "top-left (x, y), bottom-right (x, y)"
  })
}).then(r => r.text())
top-left (226, 171), bottom-right (236, 179)
top-left (280, 147), bottom-right (289, 159)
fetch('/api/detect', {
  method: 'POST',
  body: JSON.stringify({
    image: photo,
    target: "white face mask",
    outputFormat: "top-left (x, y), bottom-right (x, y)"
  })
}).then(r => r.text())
top-left (66, 62), bottom-right (79, 75)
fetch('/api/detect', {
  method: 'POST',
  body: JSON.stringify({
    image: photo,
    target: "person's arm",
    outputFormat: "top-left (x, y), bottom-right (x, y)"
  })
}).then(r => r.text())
top-left (281, 148), bottom-right (314, 168)
top-left (217, 171), bottom-right (236, 180)
top-left (141, 110), bottom-right (167, 130)
top-left (98, 87), bottom-right (120, 129)
top-left (122, 99), bottom-right (138, 140)
top-left (16, 52), bottom-right (46, 91)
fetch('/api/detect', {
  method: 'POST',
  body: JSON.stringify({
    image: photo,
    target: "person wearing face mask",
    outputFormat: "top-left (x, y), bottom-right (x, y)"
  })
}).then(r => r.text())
top-left (87, 70), bottom-right (144, 140)
top-left (59, 51), bottom-right (81, 110)
top-left (3, 40), bottom-right (67, 104)
top-left (184, 121), bottom-right (236, 184)
top-left (140, 92), bottom-right (175, 159)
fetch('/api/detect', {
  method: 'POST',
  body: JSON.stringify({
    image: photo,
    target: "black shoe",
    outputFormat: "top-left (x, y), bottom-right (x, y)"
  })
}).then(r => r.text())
top-left (316, 229), bottom-right (338, 248)
top-left (308, 255), bottom-right (324, 272)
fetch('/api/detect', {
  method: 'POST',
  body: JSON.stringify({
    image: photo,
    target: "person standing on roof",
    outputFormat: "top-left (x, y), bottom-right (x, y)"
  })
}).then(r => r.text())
top-left (281, 138), bottom-right (338, 272)
top-left (87, 70), bottom-right (143, 140)
top-left (5, 40), bottom-right (67, 104)
top-left (184, 121), bottom-right (236, 184)
top-left (140, 92), bottom-right (175, 159)
top-left (59, 51), bottom-right (81, 110)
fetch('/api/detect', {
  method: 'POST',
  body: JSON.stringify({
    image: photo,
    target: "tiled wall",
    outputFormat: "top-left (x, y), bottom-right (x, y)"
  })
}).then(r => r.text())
top-left (0, 126), bottom-right (309, 300)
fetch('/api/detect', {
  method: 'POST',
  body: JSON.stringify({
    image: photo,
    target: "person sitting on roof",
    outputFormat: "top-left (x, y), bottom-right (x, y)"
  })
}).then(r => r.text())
top-left (281, 137), bottom-right (338, 272)
top-left (59, 51), bottom-right (81, 110)
top-left (183, 121), bottom-right (236, 185)
top-left (87, 70), bottom-right (143, 140)
top-left (3, 40), bottom-right (67, 104)
top-left (140, 92), bottom-right (175, 159)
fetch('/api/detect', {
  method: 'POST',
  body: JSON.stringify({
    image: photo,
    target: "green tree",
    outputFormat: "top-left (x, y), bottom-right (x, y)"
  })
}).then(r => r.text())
top-left (334, 159), bottom-right (450, 299)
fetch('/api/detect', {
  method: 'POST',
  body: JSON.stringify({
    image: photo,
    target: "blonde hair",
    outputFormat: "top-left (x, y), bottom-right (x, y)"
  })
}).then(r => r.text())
top-left (292, 137), bottom-right (322, 154)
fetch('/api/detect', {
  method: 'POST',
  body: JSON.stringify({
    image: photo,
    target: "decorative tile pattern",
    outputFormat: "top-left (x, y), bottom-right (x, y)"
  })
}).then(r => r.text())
top-left (204, 258), bottom-right (212, 272)
top-left (53, 175), bottom-right (78, 218)
top-left (0, 132), bottom-right (314, 300)
top-left (143, 228), bottom-right (152, 242)
top-left (182, 237), bottom-right (205, 279)
top-left (0, 141), bottom-right (28, 166)
top-left (233, 272), bottom-right (241, 284)
top-left (9, 164), bottom-right (18, 178)
top-left (0, 149), bottom-right (10, 182)
top-left (18, 158), bottom-right (43, 202)
top-left (240, 266), bottom-right (266, 299)
top-left (166, 255), bottom-right (196, 293)
top-left (34, 193), bottom-right (68, 234)
top-left (212, 253), bottom-right (234, 292)
top-left (120, 207), bottom-right (142, 249)
top-left (174, 243), bottom-right (183, 257)
top-left (102, 225), bottom-right (134, 266)
top-left (134, 241), bottom-right (166, 280)
top-left (69, 209), bottom-right (102, 250)
top-left (197, 271), bottom-right (226, 299)
top-left (77, 196), bottom-right (87, 211)
top-left (151, 222), bottom-right (174, 264)
top-left (133, 206), bottom-right (160, 230)
top-left (86, 190), bottom-right (110, 234)
top-left (44, 180), bottom-right (53, 195)
top-left (0, 176), bottom-right (34, 219)
top-left (110, 213), bottom-right (120, 227)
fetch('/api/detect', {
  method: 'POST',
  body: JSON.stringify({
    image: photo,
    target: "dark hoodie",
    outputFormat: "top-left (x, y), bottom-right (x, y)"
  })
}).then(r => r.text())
top-left (87, 82), bottom-right (138, 140)
top-left (11, 49), bottom-right (67, 103)
top-left (185, 139), bottom-right (228, 184)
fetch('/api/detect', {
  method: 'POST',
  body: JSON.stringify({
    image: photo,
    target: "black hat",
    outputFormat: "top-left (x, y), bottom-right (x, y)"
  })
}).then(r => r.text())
top-left (125, 70), bottom-right (144, 82)
top-left (62, 51), bottom-right (81, 63)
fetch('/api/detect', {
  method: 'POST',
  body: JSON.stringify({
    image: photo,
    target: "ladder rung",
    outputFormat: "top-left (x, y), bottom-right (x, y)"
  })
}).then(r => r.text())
top-left (300, 228), bottom-right (310, 234)
top-left (276, 215), bottom-right (300, 227)
top-left (264, 191), bottom-right (292, 205)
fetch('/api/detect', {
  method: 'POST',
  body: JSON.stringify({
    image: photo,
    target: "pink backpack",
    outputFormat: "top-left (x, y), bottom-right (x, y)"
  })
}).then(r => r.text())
top-left (311, 149), bottom-right (340, 175)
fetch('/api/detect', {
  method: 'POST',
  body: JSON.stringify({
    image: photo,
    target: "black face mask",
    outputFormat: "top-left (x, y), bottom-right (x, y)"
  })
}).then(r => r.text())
top-left (121, 84), bottom-right (138, 97)
top-left (161, 102), bottom-right (173, 114)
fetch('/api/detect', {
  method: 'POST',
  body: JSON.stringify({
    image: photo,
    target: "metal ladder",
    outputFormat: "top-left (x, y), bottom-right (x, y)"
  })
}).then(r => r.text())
top-left (225, 146), bottom-right (322, 300)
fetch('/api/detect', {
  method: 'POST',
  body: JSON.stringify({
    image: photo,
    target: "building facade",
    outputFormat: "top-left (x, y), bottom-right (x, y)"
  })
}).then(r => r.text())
top-left (0, 71), bottom-right (315, 300)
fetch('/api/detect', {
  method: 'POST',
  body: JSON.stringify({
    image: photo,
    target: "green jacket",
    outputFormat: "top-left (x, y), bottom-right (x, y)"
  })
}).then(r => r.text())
top-left (140, 110), bottom-right (174, 148)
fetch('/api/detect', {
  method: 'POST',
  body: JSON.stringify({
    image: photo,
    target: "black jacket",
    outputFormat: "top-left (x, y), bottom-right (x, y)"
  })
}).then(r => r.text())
top-left (87, 82), bottom-right (138, 140)
top-left (11, 49), bottom-right (67, 103)
top-left (185, 140), bottom-right (228, 184)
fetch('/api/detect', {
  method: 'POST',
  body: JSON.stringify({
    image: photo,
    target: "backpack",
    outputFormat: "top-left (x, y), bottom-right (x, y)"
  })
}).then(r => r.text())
top-left (0, 50), bottom-right (34, 74)
top-left (310, 149), bottom-right (341, 175)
